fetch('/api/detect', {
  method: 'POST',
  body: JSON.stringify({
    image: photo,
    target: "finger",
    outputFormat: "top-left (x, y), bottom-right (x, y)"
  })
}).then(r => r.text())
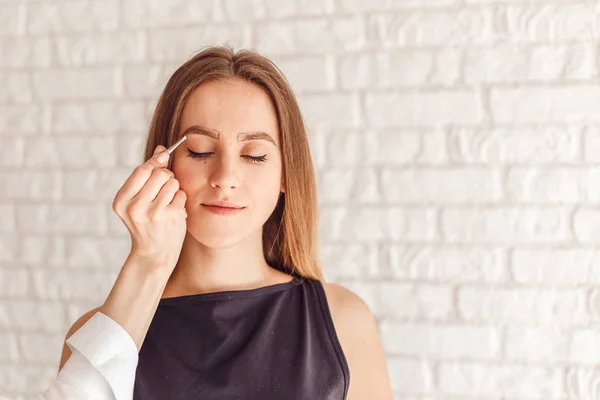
top-left (168, 190), bottom-right (187, 210)
top-left (116, 146), bottom-right (170, 202)
top-left (153, 145), bottom-right (165, 156)
top-left (131, 168), bottom-right (174, 205)
top-left (153, 177), bottom-right (180, 209)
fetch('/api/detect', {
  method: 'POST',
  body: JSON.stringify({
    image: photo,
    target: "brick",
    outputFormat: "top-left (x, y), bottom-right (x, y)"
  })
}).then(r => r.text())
top-left (65, 236), bottom-right (130, 269)
top-left (505, 327), bottom-right (568, 362)
top-left (370, 8), bottom-right (495, 47)
top-left (512, 249), bottom-right (598, 286)
top-left (0, 73), bottom-right (33, 104)
top-left (18, 333), bottom-right (63, 364)
top-left (587, 290), bottom-right (600, 321)
top-left (381, 322), bottom-right (500, 359)
top-left (448, 125), bottom-right (581, 164)
top-left (339, 0), bottom-right (454, 12)
top-left (20, 236), bottom-right (66, 269)
top-left (458, 287), bottom-right (588, 325)
top-left (33, 69), bottom-right (117, 101)
top-left (0, 300), bottom-right (66, 333)
top-left (339, 49), bottom-right (460, 90)
top-left (0, 105), bottom-right (43, 136)
top-left (381, 168), bottom-right (502, 203)
top-left (255, 17), bottom-right (367, 55)
top-left (52, 101), bottom-right (147, 134)
top-left (0, 4), bottom-right (25, 35)
top-left (438, 362), bottom-right (564, 397)
top-left (309, 129), bottom-right (327, 169)
top-left (26, 0), bottom-right (118, 34)
top-left (570, 329), bottom-right (600, 364)
top-left (583, 125), bottom-right (600, 162)
top-left (507, 168), bottom-right (600, 203)
top-left (0, 235), bottom-right (17, 264)
top-left (0, 365), bottom-right (56, 395)
top-left (442, 207), bottom-right (571, 244)
top-left (222, 0), bottom-right (266, 20)
top-left (263, 0), bottom-right (334, 17)
top-left (322, 130), bottom-right (366, 167)
top-left (380, 245), bottom-right (506, 282)
top-left (0, 333), bottom-right (19, 362)
top-left (574, 209), bottom-right (600, 245)
top-left (370, 281), bottom-right (455, 320)
top-left (319, 206), bottom-right (436, 242)
top-left (148, 26), bottom-right (248, 63)
top-left (298, 94), bottom-right (361, 129)
top-left (566, 368), bottom-right (600, 399)
top-left (123, 64), bottom-right (178, 99)
top-left (271, 56), bottom-right (335, 92)
top-left (366, 130), bottom-right (447, 166)
top-left (0, 269), bottom-right (29, 298)
top-left (365, 91), bottom-right (482, 127)
top-left (465, 43), bottom-right (597, 84)
top-left (63, 169), bottom-right (130, 202)
top-left (122, 0), bottom-right (219, 28)
top-left (490, 86), bottom-right (600, 124)
top-left (24, 137), bottom-right (117, 168)
top-left (0, 171), bottom-right (60, 201)
top-left (317, 168), bottom-right (379, 203)
top-left (0, 204), bottom-right (16, 233)
top-left (0, 36), bottom-right (51, 68)
top-left (386, 357), bottom-right (434, 393)
top-left (340, 281), bottom-right (452, 320)
top-left (500, 4), bottom-right (600, 42)
top-left (16, 204), bottom-right (108, 235)
top-left (320, 243), bottom-right (378, 280)
top-left (0, 138), bottom-right (24, 167)
top-left (54, 32), bottom-right (145, 67)
top-left (32, 270), bottom-right (117, 301)
top-left (117, 136), bottom-right (147, 168)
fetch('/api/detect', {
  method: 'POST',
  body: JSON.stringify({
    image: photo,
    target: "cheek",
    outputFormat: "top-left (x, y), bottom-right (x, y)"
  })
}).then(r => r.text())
top-left (246, 168), bottom-right (282, 203)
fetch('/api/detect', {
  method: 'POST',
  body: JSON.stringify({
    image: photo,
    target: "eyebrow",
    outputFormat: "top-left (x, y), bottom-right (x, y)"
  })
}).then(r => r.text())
top-left (181, 125), bottom-right (277, 146)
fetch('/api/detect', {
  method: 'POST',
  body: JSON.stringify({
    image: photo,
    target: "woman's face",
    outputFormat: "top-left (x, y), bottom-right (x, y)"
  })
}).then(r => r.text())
top-left (170, 78), bottom-right (284, 249)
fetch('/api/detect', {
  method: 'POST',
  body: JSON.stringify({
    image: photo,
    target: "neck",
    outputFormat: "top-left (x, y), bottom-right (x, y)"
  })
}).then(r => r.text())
top-left (162, 230), bottom-right (290, 298)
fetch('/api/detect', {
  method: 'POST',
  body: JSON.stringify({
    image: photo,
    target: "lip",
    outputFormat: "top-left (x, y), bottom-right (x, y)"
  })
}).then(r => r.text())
top-left (201, 201), bottom-right (245, 216)
top-left (203, 201), bottom-right (244, 209)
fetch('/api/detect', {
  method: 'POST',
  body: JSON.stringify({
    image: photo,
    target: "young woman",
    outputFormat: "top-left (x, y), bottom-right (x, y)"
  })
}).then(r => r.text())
top-left (56, 46), bottom-right (393, 400)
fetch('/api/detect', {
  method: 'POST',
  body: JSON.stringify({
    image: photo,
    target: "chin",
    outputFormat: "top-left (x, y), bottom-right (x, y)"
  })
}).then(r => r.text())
top-left (186, 216), bottom-right (256, 249)
top-left (195, 233), bottom-right (245, 249)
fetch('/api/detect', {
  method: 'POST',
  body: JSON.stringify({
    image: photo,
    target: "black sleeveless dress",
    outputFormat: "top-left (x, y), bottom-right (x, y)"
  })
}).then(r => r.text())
top-left (133, 275), bottom-right (350, 400)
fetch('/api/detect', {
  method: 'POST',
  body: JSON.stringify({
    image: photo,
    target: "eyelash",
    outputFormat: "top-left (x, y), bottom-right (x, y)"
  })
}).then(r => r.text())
top-left (186, 149), bottom-right (268, 164)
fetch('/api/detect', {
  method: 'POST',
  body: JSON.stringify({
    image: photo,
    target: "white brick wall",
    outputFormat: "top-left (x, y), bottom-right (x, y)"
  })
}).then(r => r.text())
top-left (1, 0), bottom-right (600, 399)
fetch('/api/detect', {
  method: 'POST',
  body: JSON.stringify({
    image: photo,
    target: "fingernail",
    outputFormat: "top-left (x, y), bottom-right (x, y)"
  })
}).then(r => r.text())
top-left (156, 151), bottom-right (169, 164)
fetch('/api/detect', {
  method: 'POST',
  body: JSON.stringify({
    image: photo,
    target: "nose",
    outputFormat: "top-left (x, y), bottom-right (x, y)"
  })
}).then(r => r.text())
top-left (209, 154), bottom-right (240, 191)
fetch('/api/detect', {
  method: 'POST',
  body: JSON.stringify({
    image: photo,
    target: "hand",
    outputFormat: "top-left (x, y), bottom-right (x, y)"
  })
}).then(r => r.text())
top-left (112, 145), bottom-right (187, 273)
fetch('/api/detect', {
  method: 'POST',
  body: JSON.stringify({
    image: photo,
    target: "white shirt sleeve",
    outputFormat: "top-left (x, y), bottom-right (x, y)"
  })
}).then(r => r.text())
top-left (36, 311), bottom-right (139, 400)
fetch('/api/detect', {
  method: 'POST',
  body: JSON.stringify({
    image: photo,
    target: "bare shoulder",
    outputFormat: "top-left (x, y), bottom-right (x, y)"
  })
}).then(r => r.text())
top-left (321, 282), bottom-right (378, 346)
top-left (322, 282), bottom-right (394, 400)
top-left (58, 306), bottom-right (102, 372)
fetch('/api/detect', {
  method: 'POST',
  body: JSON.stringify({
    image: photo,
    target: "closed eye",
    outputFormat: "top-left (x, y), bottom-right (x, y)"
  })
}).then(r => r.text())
top-left (186, 150), bottom-right (212, 160)
top-left (244, 154), bottom-right (268, 164)
top-left (186, 149), bottom-right (268, 164)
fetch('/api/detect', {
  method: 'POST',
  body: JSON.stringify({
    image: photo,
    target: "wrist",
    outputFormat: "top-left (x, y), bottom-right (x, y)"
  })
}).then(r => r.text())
top-left (124, 252), bottom-right (175, 280)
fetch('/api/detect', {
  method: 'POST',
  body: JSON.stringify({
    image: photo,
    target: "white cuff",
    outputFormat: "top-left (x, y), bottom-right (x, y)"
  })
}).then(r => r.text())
top-left (64, 311), bottom-right (139, 400)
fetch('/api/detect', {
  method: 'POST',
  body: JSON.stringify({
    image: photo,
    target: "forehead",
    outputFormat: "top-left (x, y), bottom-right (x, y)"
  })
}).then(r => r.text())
top-left (178, 79), bottom-right (279, 142)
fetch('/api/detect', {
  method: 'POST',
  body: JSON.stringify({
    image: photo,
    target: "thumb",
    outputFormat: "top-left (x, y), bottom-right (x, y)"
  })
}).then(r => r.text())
top-left (150, 145), bottom-right (169, 166)
top-left (153, 145), bottom-right (167, 156)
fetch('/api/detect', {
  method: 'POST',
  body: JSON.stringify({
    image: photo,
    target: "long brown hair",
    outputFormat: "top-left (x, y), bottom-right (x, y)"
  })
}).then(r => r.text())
top-left (143, 45), bottom-right (323, 281)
